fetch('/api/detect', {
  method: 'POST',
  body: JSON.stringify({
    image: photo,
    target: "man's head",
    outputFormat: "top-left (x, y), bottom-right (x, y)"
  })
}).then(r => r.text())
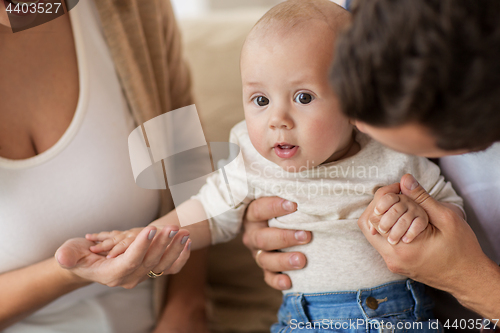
top-left (331, 0), bottom-right (500, 157)
top-left (241, 0), bottom-right (353, 171)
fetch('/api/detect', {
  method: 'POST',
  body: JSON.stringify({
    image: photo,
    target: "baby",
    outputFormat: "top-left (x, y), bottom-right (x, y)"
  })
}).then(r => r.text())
top-left (89, 1), bottom-right (464, 331)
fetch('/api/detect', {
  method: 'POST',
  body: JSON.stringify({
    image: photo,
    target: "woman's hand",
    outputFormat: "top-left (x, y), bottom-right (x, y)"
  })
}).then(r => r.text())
top-left (55, 225), bottom-right (191, 289)
top-left (242, 197), bottom-right (311, 290)
top-left (359, 174), bottom-right (500, 319)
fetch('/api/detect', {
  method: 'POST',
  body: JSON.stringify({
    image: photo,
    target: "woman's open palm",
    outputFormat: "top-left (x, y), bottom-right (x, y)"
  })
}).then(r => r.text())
top-left (55, 226), bottom-right (191, 289)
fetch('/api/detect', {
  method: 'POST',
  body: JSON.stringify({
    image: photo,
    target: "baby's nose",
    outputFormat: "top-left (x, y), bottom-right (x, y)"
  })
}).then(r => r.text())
top-left (268, 109), bottom-right (294, 130)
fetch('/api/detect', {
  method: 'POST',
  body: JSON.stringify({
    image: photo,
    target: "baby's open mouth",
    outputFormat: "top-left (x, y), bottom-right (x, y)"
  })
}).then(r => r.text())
top-left (277, 144), bottom-right (295, 150)
top-left (274, 143), bottom-right (299, 158)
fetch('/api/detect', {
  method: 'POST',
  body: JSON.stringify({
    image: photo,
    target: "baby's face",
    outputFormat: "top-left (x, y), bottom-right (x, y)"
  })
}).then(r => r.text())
top-left (241, 20), bottom-right (354, 172)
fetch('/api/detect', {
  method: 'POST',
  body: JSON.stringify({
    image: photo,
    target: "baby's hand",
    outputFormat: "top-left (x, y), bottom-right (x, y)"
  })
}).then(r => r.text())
top-left (371, 193), bottom-right (429, 245)
top-left (86, 228), bottom-right (145, 258)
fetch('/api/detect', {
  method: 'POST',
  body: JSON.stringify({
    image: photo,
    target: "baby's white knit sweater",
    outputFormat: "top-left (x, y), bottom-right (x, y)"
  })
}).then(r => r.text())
top-left (194, 120), bottom-right (463, 293)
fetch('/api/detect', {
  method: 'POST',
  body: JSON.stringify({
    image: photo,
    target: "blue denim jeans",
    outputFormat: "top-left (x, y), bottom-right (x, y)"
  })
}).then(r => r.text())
top-left (271, 280), bottom-right (442, 333)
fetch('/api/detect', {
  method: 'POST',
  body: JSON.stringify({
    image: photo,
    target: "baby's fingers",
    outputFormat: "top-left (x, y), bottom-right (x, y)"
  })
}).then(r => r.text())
top-left (106, 236), bottom-right (136, 258)
top-left (90, 234), bottom-right (127, 253)
top-left (402, 215), bottom-right (429, 243)
top-left (378, 202), bottom-right (407, 234)
top-left (386, 212), bottom-right (415, 245)
top-left (90, 239), bottom-right (115, 253)
top-left (86, 230), bottom-right (121, 242)
top-left (374, 193), bottom-right (400, 216)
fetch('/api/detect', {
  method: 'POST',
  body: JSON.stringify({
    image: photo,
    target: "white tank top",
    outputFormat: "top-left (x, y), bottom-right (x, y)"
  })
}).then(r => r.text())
top-left (0, 1), bottom-right (159, 332)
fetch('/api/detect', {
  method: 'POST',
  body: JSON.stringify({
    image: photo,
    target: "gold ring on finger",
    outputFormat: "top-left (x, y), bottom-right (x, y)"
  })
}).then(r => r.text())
top-left (147, 270), bottom-right (164, 279)
top-left (255, 249), bottom-right (264, 268)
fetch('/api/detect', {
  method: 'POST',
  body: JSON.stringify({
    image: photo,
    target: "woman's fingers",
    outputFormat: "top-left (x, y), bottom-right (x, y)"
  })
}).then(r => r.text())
top-left (120, 227), bottom-right (159, 271)
top-left (143, 226), bottom-right (182, 267)
top-left (105, 226), bottom-right (183, 285)
top-left (160, 240), bottom-right (192, 275)
top-left (59, 226), bottom-right (191, 289)
top-left (151, 229), bottom-right (190, 273)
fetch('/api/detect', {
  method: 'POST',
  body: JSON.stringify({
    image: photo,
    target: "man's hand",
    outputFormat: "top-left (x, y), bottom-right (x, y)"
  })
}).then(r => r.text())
top-left (359, 174), bottom-right (500, 319)
top-left (369, 191), bottom-right (429, 245)
top-left (242, 197), bottom-right (311, 290)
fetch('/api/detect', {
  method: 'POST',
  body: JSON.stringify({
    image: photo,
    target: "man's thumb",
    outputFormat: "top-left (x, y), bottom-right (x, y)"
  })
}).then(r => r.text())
top-left (400, 174), bottom-right (443, 226)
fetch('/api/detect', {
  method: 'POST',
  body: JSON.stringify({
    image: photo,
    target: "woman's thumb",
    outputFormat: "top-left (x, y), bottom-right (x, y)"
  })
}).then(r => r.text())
top-left (55, 240), bottom-right (81, 268)
top-left (400, 174), bottom-right (443, 227)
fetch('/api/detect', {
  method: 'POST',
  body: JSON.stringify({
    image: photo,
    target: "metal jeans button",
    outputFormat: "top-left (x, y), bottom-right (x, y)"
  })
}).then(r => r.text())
top-left (366, 296), bottom-right (379, 310)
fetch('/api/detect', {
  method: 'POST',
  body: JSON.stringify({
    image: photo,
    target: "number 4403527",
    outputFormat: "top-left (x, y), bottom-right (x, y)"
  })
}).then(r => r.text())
top-left (5, 2), bottom-right (62, 15)
top-left (443, 319), bottom-right (499, 331)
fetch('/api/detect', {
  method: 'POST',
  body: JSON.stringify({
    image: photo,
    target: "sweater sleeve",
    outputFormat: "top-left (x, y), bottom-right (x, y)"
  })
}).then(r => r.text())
top-left (192, 126), bottom-right (252, 244)
top-left (408, 156), bottom-right (465, 215)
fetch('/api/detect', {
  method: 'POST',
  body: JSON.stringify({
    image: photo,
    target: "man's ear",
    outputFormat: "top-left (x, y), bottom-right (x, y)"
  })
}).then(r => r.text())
top-left (353, 120), bottom-right (367, 133)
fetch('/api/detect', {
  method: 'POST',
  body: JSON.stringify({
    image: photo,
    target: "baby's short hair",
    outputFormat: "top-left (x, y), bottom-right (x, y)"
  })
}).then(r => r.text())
top-left (250, 0), bottom-right (350, 39)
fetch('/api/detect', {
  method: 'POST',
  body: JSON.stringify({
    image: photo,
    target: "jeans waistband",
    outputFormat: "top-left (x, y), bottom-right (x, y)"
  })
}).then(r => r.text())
top-left (282, 279), bottom-right (432, 322)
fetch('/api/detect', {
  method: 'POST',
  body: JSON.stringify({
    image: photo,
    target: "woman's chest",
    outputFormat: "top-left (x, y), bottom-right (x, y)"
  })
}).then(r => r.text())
top-left (0, 16), bottom-right (79, 159)
top-left (0, 5), bottom-right (161, 273)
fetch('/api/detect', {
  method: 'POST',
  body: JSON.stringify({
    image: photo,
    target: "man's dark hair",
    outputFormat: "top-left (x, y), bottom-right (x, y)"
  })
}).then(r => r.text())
top-left (331, 0), bottom-right (500, 150)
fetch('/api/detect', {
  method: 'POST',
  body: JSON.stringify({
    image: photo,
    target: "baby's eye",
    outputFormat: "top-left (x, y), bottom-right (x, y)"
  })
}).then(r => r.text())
top-left (253, 96), bottom-right (270, 107)
top-left (294, 93), bottom-right (314, 105)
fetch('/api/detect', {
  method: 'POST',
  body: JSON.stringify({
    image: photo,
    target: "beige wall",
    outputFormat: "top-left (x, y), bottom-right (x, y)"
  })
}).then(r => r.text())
top-left (210, 0), bottom-right (282, 9)
top-left (172, 0), bottom-right (346, 18)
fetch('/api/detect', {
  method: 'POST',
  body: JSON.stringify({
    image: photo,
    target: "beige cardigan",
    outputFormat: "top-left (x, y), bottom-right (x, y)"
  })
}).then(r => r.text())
top-left (94, 0), bottom-right (193, 316)
top-left (95, 0), bottom-right (193, 217)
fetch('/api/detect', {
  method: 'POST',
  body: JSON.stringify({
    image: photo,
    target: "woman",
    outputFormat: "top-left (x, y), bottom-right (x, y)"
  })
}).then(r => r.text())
top-left (0, 0), bottom-right (208, 332)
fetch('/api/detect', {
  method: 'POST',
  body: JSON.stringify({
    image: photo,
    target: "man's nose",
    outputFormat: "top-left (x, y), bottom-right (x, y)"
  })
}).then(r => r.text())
top-left (268, 106), bottom-right (294, 130)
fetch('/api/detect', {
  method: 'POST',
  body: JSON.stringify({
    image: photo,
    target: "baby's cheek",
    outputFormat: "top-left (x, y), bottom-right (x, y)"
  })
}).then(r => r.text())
top-left (309, 119), bottom-right (338, 144)
top-left (306, 120), bottom-right (342, 157)
top-left (247, 124), bottom-right (268, 156)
